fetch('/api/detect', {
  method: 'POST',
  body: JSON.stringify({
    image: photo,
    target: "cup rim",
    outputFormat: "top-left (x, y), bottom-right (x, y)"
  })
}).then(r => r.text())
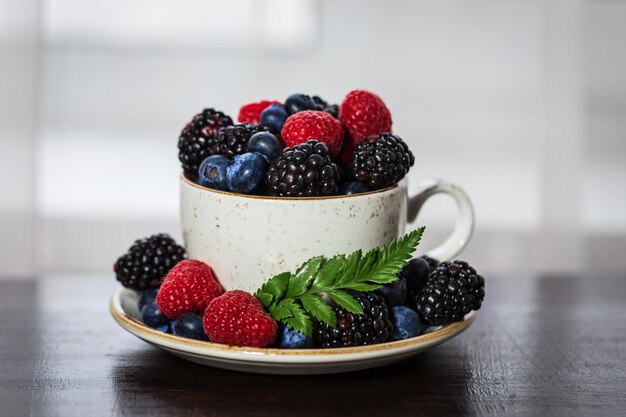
top-left (181, 173), bottom-right (400, 201)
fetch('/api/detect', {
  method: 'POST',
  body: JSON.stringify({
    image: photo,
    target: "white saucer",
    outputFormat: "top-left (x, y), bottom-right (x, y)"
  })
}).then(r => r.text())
top-left (110, 287), bottom-right (476, 375)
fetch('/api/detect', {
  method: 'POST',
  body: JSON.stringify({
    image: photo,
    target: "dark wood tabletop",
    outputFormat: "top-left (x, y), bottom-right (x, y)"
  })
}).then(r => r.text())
top-left (1, 274), bottom-right (625, 417)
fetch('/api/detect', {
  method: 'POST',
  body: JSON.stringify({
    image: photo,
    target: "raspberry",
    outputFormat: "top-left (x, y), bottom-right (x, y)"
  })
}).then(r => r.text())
top-left (280, 110), bottom-right (344, 158)
top-left (156, 260), bottom-right (223, 319)
top-left (339, 90), bottom-right (392, 143)
top-left (203, 290), bottom-right (277, 348)
top-left (238, 100), bottom-right (281, 124)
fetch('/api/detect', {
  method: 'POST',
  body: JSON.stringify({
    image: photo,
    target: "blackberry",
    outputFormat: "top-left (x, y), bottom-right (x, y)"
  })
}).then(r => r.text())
top-left (412, 260), bottom-right (485, 326)
top-left (265, 140), bottom-right (341, 197)
top-left (178, 108), bottom-right (233, 178)
top-left (211, 123), bottom-right (271, 159)
top-left (313, 292), bottom-right (393, 348)
top-left (114, 234), bottom-right (186, 291)
top-left (350, 133), bottom-right (415, 190)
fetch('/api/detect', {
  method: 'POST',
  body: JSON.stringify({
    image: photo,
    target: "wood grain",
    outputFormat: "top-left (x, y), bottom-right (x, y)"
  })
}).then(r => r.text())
top-left (0, 275), bottom-right (625, 417)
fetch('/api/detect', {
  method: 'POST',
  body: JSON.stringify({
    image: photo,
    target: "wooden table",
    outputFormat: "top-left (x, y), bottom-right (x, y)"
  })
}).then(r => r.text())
top-left (1, 274), bottom-right (625, 416)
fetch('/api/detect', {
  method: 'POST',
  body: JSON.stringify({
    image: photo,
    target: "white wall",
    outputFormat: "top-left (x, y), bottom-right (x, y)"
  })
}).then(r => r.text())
top-left (0, 0), bottom-right (40, 278)
top-left (2, 0), bottom-right (626, 276)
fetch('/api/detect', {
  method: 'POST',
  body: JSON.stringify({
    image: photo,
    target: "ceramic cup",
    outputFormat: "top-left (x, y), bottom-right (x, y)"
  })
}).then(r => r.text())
top-left (180, 175), bottom-right (474, 292)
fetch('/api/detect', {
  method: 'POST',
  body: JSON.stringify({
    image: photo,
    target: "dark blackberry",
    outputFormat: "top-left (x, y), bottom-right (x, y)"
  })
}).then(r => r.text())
top-left (178, 109), bottom-right (233, 178)
top-left (265, 140), bottom-right (341, 197)
top-left (114, 234), bottom-right (186, 291)
top-left (412, 260), bottom-right (485, 326)
top-left (314, 292), bottom-right (393, 348)
top-left (211, 123), bottom-right (271, 159)
top-left (350, 132), bottom-right (415, 190)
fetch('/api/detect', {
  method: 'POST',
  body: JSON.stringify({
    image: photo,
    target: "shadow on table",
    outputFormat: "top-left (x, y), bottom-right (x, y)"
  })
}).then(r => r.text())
top-left (110, 346), bottom-right (478, 417)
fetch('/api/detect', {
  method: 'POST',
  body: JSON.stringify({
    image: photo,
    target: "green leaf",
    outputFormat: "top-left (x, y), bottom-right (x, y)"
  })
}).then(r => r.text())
top-left (310, 254), bottom-right (345, 292)
top-left (334, 250), bottom-right (362, 285)
top-left (326, 290), bottom-right (363, 315)
top-left (284, 302), bottom-right (312, 336)
top-left (270, 299), bottom-right (295, 321)
top-left (300, 294), bottom-right (336, 328)
top-left (364, 227), bottom-right (424, 285)
top-left (365, 272), bottom-right (400, 285)
top-left (255, 227), bottom-right (426, 339)
top-left (354, 248), bottom-right (379, 281)
top-left (341, 282), bottom-right (382, 292)
top-left (286, 256), bottom-right (324, 299)
top-left (255, 292), bottom-right (273, 308)
top-left (254, 272), bottom-right (291, 308)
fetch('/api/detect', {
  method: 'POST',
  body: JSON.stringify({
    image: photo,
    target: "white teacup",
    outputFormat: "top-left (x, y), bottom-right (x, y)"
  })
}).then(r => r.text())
top-left (180, 175), bottom-right (474, 292)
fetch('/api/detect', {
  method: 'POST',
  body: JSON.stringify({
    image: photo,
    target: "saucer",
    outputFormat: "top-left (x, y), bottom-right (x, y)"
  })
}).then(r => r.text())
top-left (110, 287), bottom-right (476, 375)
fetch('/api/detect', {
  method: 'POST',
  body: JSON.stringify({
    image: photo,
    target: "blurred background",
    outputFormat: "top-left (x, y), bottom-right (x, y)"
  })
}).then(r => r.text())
top-left (1, 0), bottom-right (625, 279)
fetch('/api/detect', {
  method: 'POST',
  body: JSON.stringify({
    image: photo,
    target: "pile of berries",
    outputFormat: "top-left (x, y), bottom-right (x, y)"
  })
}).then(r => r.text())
top-left (115, 235), bottom-right (485, 349)
top-left (178, 90), bottom-right (415, 197)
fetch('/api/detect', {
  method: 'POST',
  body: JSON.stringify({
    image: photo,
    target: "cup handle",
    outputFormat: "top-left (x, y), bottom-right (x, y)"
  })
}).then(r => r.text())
top-left (407, 180), bottom-right (475, 262)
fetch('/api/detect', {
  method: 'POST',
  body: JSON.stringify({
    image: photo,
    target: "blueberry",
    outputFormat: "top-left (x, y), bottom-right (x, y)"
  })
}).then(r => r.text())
top-left (248, 131), bottom-right (283, 163)
top-left (341, 181), bottom-right (370, 195)
top-left (284, 93), bottom-right (316, 115)
top-left (171, 313), bottom-right (209, 341)
top-left (226, 152), bottom-right (267, 194)
top-left (390, 306), bottom-right (422, 341)
top-left (198, 155), bottom-right (229, 191)
top-left (376, 276), bottom-right (407, 306)
top-left (400, 257), bottom-right (431, 293)
top-left (260, 104), bottom-right (288, 133)
top-left (141, 302), bottom-right (170, 332)
top-left (278, 325), bottom-right (313, 349)
top-left (138, 288), bottom-right (159, 312)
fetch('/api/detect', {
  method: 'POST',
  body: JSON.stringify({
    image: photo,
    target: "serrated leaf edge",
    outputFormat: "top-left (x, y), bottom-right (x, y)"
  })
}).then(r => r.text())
top-left (256, 227), bottom-right (425, 335)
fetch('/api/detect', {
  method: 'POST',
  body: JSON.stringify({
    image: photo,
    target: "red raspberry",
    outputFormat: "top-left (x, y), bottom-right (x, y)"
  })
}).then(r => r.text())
top-left (156, 260), bottom-right (223, 319)
top-left (280, 110), bottom-right (344, 157)
top-left (339, 90), bottom-right (392, 144)
top-left (203, 290), bottom-right (277, 348)
top-left (238, 100), bottom-right (281, 124)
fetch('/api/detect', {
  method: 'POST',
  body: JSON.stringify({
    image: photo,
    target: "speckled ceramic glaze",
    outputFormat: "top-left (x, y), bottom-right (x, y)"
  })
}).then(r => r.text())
top-left (180, 175), bottom-right (474, 292)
